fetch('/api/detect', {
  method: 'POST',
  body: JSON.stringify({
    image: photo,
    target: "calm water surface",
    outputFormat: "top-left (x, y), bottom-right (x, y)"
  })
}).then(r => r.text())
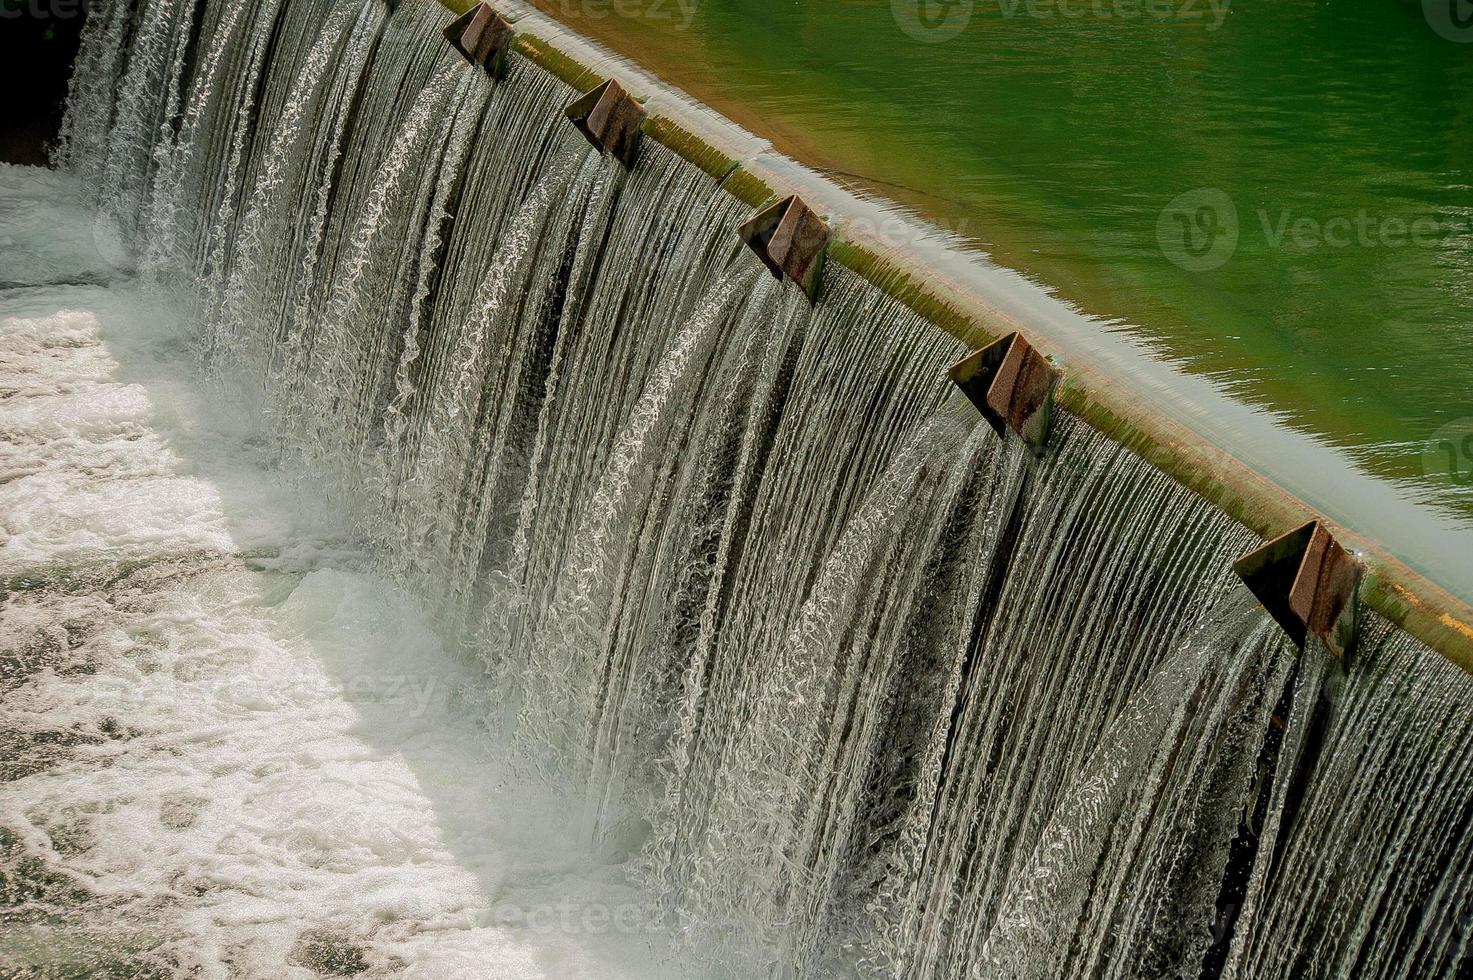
top-left (533, 0), bottom-right (1473, 519)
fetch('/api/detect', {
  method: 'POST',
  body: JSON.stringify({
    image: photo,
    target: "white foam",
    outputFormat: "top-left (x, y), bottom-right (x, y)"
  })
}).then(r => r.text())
top-left (0, 165), bottom-right (132, 287)
top-left (0, 167), bottom-right (704, 979)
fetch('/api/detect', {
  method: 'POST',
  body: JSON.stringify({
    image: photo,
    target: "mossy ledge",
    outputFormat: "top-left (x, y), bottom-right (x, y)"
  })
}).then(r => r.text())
top-left (443, 0), bottom-right (1473, 674)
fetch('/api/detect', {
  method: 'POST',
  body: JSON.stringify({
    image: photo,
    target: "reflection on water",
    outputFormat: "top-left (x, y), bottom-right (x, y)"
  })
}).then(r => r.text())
top-left (530, 0), bottom-right (1473, 514)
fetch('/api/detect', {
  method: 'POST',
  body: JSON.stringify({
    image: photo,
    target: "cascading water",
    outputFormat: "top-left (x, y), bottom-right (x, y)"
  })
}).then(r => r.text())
top-left (5, 0), bottom-right (1472, 974)
top-left (1221, 622), bottom-right (1473, 979)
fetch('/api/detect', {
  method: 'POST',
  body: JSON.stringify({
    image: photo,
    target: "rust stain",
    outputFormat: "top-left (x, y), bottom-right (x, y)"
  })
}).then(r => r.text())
top-left (1390, 583), bottom-right (1473, 642)
top-left (1440, 612), bottom-right (1473, 642)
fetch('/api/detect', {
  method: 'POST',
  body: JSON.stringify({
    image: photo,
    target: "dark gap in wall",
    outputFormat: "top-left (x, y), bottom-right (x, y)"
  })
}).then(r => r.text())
top-left (1200, 659), bottom-right (1298, 977)
top-left (0, 0), bottom-right (87, 165)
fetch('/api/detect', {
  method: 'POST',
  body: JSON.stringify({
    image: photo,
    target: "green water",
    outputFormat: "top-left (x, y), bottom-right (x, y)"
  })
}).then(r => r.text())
top-left (536, 0), bottom-right (1473, 516)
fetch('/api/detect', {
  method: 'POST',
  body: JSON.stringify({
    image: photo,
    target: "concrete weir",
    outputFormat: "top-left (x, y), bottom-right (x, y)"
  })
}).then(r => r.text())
top-left (440, 0), bottom-right (1473, 672)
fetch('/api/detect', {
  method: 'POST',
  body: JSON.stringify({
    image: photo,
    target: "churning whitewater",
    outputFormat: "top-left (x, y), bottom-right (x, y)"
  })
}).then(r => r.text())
top-left (3, 0), bottom-right (1473, 976)
top-left (0, 164), bottom-right (703, 978)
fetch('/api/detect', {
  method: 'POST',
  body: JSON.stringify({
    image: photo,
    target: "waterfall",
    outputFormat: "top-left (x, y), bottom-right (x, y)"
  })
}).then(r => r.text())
top-left (1222, 622), bottom-right (1473, 979)
top-left (56, 0), bottom-right (1473, 975)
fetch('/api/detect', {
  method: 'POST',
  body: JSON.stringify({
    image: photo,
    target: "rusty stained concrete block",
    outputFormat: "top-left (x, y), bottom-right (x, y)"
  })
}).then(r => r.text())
top-left (566, 78), bottom-right (646, 170)
top-left (1234, 519), bottom-right (1362, 658)
top-left (444, 3), bottom-right (514, 78)
top-left (948, 331), bottom-right (1060, 449)
top-left (737, 194), bottom-right (831, 302)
